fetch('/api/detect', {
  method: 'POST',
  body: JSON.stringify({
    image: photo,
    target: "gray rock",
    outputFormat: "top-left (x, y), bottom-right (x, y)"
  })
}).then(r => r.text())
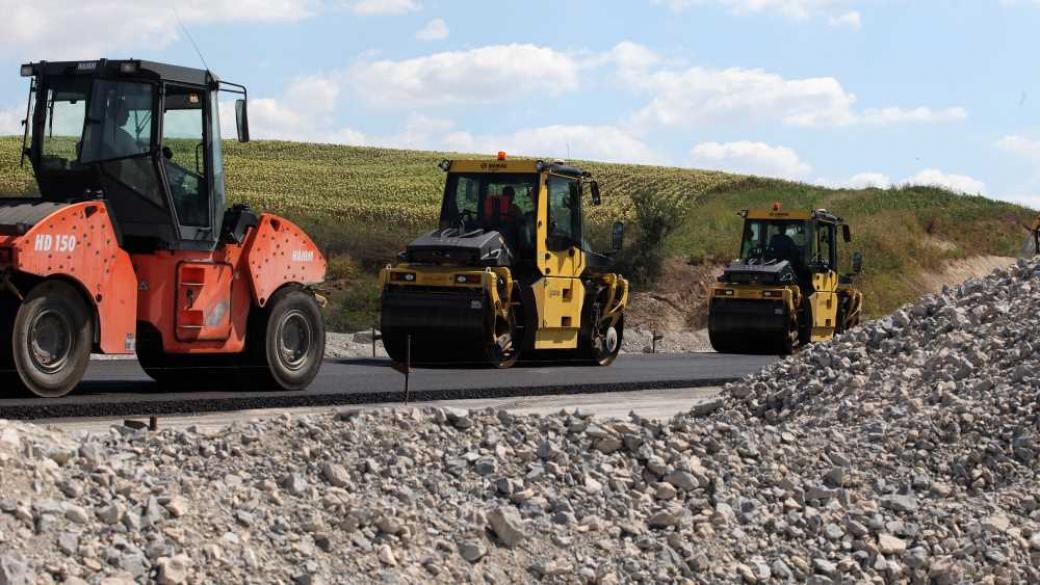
top-left (321, 462), bottom-right (351, 488)
top-left (487, 506), bottom-right (526, 548)
top-left (156, 555), bottom-right (191, 585)
top-left (457, 540), bottom-right (487, 563)
top-left (0, 554), bottom-right (30, 585)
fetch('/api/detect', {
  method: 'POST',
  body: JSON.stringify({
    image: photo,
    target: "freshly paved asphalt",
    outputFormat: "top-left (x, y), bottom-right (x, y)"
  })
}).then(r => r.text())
top-left (0, 353), bottom-right (776, 420)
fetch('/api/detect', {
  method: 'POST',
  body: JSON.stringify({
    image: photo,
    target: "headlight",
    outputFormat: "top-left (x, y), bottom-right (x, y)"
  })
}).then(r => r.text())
top-left (715, 288), bottom-right (735, 296)
top-left (762, 290), bottom-right (783, 298)
top-left (455, 274), bottom-right (482, 284)
top-left (390, 272), bottom-right (416, 282)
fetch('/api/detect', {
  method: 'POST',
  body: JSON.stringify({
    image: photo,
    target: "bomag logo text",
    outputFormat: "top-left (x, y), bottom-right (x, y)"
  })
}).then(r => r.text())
top-left (292, 250), bottom-right (315, 262)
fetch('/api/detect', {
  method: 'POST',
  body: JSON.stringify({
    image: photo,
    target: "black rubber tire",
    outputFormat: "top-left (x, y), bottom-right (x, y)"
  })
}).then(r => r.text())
top-left (798, 304), bottom-right (813, 347)
top-left (10, 281), bottom-right (92, 398)
top-left (136, 328), bottom-right (240, 388)
top-left (486, 309), bottom-right (521, 369)
top-left (249, 287), bottom-right (325, 391)
top-left (0, 294), bottom-right (17, 388)
top-left (584, 315), bottom-right (624, 367)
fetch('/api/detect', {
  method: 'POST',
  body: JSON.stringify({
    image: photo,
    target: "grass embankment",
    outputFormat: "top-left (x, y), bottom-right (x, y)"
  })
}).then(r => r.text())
top-left (0, 136), bottom-right (1032, 330)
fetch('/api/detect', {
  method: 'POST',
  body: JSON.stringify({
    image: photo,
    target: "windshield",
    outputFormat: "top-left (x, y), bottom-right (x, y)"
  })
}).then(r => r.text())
top-left (81, 80), bottom-right (153, 163)
top-left (441, 172), bottom-right (538, 254)
top-left (740, 219), bottom-right (809, 265)
top-left (37, 78), bottom-right (90, 170)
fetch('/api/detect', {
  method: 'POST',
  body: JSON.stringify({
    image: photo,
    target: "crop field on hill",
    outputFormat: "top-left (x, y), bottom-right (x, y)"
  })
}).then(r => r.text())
top-left (1, 136), bottom-right (1033, 330)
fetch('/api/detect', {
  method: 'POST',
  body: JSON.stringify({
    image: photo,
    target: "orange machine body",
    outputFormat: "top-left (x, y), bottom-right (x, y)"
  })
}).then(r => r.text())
top-left (0, 203), bottom-right (325, 355)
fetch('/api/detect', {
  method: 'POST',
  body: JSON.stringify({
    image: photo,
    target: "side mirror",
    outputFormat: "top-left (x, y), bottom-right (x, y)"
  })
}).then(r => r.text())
top-left (235, 99), bottom-right (250, 143)
top-left (611, 221), bottom-right (625, 253)
top-left (851, 251), bottom-right (863, 274)
top-left (842, 224), bottom-right (852, 243)
top-left (590, 181), bottom-right (602, 206)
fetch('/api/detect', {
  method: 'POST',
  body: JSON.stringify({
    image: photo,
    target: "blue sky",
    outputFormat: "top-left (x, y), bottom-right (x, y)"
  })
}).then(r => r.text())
top-left (2, 0), bottom-right (1040, 207)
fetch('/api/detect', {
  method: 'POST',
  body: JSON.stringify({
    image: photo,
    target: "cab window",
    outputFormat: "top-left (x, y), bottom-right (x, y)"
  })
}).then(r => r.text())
top-left (816, 223), bottom-right (836, 269)
top-left (162, 85), bottom-right (209, 228)
top-left (547, 175), bottom-right (581, 250)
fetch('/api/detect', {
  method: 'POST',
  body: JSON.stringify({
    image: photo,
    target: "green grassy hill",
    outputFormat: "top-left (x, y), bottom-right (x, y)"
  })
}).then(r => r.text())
top-left (1, 136), bottom-right (1033, 331)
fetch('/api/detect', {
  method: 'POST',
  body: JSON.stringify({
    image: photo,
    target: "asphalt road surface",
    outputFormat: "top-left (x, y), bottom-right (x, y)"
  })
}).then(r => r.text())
top-left (0, 353), bottom-right (776, 420)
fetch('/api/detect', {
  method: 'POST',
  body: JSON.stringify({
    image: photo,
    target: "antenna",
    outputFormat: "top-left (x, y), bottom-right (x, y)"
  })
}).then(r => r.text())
top-left (172, 6), bottom-right (211, 72)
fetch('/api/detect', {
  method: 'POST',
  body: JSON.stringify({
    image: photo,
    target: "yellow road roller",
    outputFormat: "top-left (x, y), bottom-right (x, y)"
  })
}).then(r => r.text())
top-left (708, 205), bottom-right (863, 354)
top-left (379, 154), bottom-right (629, 367)
top-left (1022, 215), bottom-right (1040, 258)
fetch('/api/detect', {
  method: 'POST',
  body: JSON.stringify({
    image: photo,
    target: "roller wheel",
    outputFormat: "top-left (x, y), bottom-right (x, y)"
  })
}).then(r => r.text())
top-left (486, 309), bottom-right (521, 369)
top-left (0, 294), bottom-right (18, 389)
top-left (778, 319), bottom-right (797, 356)
top-left (9, 281), bottom-right (92, 398)
top-left (248, 287), bottom-right (325, 390)
top-left (381, 328), bottom-right (410, 365)
top-left (584, 315), bottom-right (624, 367)
top-left (136, 329), bottom-right (239, 388)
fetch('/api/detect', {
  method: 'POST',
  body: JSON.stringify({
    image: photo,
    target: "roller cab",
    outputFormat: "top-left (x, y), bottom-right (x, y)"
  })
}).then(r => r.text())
top-left (380, 155), bottom-right (629, 367)
top-left (2, 60), bottom-right (327, 397)
top-left (1021, 215), bottom-right (1039, 259)
top-left (708, 205), bottom-right (864, 355)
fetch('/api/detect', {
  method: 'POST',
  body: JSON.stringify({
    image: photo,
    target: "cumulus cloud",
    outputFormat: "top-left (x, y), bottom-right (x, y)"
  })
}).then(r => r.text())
top-left (652, 0), bottom-right (859, 21)
top-left (415, 18), bottom-right (449, 41)
top-left (828, 11), bottom-right (861, 29)
top-left (688, 141), bottom-right (811, 179)
top-left (903, 169), bottom-right (986, 195)
top-left (0, 0), bottom-right (318, 58)
top-left (816, 172), bottom-right (891, 189)
top-left (996, 135), bottom-right (1040, 159)
top-left (0, 107), bottom-right (26, 136)
top-left (441, 125), bottom-right (663, 165)
top-left (348, 44), bottom-right (580, 108)
top-left (221, 75), bottom-right (366, 145)
top-left (348, 0), bottom-right (421, 15)
top-left (608, 42), bottom-right (968, 129)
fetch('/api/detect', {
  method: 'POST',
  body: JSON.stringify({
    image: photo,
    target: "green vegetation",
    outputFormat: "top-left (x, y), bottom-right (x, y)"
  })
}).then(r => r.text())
top-left (1, 136), bottom-right (1032, 330)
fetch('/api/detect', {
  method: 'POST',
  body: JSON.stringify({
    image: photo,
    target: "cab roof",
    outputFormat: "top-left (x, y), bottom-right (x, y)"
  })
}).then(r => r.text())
top-left (22, 59), bottom-right (217, 87)
top-left (442, 158), bottom-right (587, 179)
top-left (744, 208), bottom-right (843, 223)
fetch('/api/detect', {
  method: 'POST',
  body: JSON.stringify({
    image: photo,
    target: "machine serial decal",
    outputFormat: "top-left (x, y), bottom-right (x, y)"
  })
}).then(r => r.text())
top-left (34, 234), bottom-right (77, 253)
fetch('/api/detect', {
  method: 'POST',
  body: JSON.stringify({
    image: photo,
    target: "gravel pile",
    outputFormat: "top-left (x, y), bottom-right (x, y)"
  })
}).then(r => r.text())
top-left (0, 262), bottom-right (1037, 584)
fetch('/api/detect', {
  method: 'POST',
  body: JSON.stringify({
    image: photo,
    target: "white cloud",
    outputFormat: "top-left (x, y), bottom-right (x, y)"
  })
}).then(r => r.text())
top-left (996, 135), bottom-right (1040, 159)
top-left (611, 42), bottom-right (968, 129)
top-left (816, 172), bottom-right (891, 189)
top-left (0, 0), bottom-right (317, 58)
top-left (854, 106), bottom-right (967, 125)
top-left (688, 141), bottom-right (811, 179)
top-left (652, 0), bottom-right (858, 20)
top-left (441, 125), bottom-right (663, 165)
top-left (415, 18), bottom-right (449, 41)
top-left (348, 0), bottom-right (421, 15)
top-left (349, 44), bottom-right (580, 108)
top-left (903, 169), bottom-right (986, 195)
top-left (221, 75), bottom-right (366, 145)
top-left (828, 10), bottom-right (861, 29)
top-left (0, 107), bottom-right (26, 135)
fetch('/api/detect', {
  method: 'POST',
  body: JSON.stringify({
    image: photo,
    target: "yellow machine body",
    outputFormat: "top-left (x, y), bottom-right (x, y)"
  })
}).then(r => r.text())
top-left (708, 206), bottom-right (863, 354)
top-left (380, 157), bottom-right (629, 366)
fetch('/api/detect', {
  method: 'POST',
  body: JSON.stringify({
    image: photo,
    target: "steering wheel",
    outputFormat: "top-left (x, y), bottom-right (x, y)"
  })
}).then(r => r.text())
top-left (457, 209), bottom-right (477, 231)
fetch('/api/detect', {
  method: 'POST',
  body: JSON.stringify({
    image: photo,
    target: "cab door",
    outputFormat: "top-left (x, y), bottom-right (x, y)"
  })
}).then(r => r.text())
top-left (533, 174), bottom-right (585, 349)
top-left (809, 221), bottom-right (839, 341)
